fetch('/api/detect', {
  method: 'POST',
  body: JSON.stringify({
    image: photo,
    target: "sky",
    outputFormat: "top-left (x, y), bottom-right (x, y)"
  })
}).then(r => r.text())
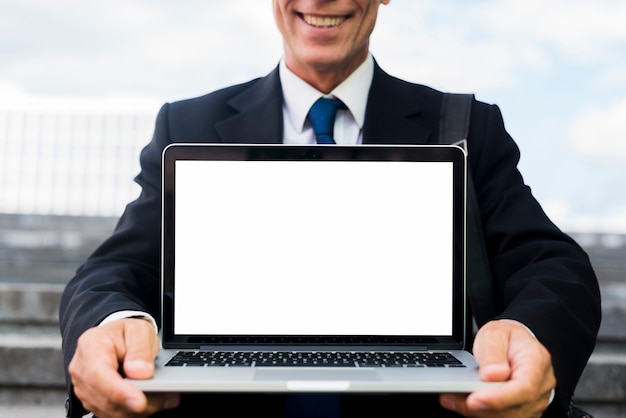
top-left (1, 0), bottom-right (626, 234)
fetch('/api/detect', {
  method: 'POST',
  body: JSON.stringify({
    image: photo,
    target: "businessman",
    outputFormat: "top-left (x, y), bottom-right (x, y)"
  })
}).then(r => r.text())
top-left (60, 1), bottom-right (601, 417)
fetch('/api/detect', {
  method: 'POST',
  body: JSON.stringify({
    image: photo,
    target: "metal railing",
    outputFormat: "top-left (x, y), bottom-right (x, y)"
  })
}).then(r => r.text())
top-left (0, 110), bottom-right (156, 217)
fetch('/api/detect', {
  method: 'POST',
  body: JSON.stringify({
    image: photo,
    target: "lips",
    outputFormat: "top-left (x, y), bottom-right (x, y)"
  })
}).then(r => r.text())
top-left (302, 14), bottom-right (347, 28)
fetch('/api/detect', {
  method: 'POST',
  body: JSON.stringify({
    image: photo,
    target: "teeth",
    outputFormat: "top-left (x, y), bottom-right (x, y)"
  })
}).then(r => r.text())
top-left (303, 14), bottom-right (346, 28)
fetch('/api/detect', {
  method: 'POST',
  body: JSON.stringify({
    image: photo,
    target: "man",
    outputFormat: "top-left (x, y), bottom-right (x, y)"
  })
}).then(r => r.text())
top-left (60, 1), bottom-right (601, 417)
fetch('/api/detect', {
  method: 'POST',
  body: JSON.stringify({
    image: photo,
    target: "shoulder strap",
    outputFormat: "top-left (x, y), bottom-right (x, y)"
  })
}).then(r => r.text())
top-left (439, 93), bottom-right (496, 332)
top-left (439, 93), bottom-right (473, 147)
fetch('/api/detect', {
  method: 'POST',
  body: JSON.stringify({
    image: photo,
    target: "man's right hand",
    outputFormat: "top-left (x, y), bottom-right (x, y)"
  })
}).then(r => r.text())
top-left (68, 318), bottom-right (181, 418)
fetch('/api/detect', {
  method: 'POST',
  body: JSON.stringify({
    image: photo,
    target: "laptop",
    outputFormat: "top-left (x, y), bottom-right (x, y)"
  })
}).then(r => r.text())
top-left (128, 143), bottom-right (499, 393)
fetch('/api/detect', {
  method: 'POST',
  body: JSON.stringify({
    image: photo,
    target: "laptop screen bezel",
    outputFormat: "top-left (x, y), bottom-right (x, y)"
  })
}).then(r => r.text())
top-left (160, 143), bottom-right (468, 350)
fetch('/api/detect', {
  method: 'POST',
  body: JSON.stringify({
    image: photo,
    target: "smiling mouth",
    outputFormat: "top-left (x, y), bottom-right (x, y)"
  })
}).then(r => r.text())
top-left (301, 14), bottom-right (347, 28)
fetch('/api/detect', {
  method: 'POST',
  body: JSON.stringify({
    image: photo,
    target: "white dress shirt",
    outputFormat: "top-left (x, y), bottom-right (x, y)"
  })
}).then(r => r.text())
top-left (279, 54), bottom-right (374, 145)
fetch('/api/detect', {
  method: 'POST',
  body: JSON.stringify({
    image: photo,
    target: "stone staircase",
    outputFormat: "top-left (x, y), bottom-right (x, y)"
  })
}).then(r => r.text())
top-left (573, 235), bottom-right (626, 417)
top-left (0, 214), bottom-right (115, 412)
top-left (0, 214), bottom-right (625, 417)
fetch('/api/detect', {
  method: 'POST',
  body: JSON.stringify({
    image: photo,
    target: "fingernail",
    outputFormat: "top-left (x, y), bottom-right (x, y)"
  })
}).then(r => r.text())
top-left (126, 396), bottom-right (143, 411)
top-left (164, 395), bottom-right (180, 410)
top-left (126, 359), bottom-right (152, 370)
top-left (440, 396), bottom-right (455, 411)
top-left (469, 399), bottom-right (489, 410)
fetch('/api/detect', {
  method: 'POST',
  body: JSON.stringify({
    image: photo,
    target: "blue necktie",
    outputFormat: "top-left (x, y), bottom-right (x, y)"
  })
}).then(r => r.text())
top-left (307, 97), bottom-right (344, 144)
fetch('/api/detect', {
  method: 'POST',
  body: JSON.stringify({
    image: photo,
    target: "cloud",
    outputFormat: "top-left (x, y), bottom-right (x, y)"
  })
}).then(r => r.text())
top-left (371, 2), bottom-right (514, 91)
top-left (0, 0), bottom-right (281, 99)
top-left (1, 0), bottom-right (625, 229)
top-left (469, 0), bottom-right (626, 62)
top-left (371, 0), bottom-right (626, 93)
top-left (3, 1), bottom-right (624, 97)
top-left (0, 81), bottom-right (161, 114)
top-left (543, 198), bottom-right (626, 234)
top-left (569, 98), bottom-right (626, 160)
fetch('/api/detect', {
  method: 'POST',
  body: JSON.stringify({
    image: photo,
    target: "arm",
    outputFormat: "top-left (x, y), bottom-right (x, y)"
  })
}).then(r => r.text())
top-left (457, 100), bottom-right (601, 415)
top-left (59, 103), bottom-right (175, 417)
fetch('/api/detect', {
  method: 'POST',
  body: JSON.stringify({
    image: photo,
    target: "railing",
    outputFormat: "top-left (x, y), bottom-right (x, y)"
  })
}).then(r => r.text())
top-left (0, 110), bottom-right (156, 217)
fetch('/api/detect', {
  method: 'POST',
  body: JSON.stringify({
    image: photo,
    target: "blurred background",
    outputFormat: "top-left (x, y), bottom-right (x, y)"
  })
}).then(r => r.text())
top-left (0, 1), bottom-right (624, 417)
top-left (2, 0), bottom-right (626, 231)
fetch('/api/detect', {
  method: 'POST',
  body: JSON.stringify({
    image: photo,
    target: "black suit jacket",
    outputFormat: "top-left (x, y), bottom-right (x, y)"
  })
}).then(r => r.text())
top-left (60, 62), bottom-right (601, 417)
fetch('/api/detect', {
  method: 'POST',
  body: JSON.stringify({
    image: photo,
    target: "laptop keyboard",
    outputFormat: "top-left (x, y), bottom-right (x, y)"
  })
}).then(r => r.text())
top-left (165, 351), bottom-right (465, 368)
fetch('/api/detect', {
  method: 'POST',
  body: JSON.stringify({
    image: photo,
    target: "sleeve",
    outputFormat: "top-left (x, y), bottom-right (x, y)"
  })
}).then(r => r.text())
top-left (466, 100), bottom-right (602, 414)
top-left (58, 103), bottom-right (174, 417)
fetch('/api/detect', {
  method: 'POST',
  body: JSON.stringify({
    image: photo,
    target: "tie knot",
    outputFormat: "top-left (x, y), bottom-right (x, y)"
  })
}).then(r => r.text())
top-left (308, 97), bottom-right (345, 144)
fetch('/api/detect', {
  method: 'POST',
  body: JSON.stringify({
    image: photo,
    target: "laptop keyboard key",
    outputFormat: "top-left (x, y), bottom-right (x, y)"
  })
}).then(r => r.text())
top-left (164, 351), bottom-right (466, 368)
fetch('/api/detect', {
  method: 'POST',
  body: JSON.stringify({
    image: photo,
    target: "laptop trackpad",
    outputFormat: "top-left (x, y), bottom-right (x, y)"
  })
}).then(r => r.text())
top-left (255, 369), bottom-right (380, 390)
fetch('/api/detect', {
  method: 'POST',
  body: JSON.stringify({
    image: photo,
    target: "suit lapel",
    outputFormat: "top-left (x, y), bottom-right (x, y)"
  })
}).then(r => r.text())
top-left (214, 67), bottom-right (284, 144)
top-left (363, 63), bottom-right (433, 145)
top-left (212, 63), bottom-right (434, 145)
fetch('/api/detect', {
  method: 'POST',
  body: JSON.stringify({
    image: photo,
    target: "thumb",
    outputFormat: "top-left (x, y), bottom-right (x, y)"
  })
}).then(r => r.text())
top-left (121, 317), bottom-right (159, 380)
top-left (472, 320), bottom-right (513, 382)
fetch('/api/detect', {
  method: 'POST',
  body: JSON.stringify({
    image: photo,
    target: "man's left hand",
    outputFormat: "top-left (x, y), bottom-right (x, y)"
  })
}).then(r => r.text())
top-left (440, 320), bottom-right (556, 418)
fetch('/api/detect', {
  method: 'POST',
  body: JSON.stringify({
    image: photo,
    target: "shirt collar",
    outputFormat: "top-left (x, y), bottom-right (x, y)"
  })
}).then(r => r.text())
top-left (279, 54), bottom-right (374, 133)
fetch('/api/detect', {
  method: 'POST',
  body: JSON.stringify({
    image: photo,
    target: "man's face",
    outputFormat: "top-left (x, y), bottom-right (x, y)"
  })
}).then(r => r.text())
top-left (273, 0), bottom-right (390, 90)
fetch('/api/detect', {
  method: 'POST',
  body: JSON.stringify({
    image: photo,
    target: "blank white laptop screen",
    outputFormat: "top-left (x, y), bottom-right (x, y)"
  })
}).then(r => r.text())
top-left (172, 159), bottom-right (454, 337)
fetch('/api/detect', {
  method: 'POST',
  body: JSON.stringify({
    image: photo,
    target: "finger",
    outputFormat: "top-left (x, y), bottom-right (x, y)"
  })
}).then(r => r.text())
top-left (118, 319), bottom-right (182, 415)
top-left (121, 318), bottom-right (160, 380)
top-left (464, 322), bottom-right (556, 415)
top-left (145, 393), bottom-right (182, 415)
top-left (439, 393), bottom-right (469, 416)
top-left (93, 363), bottom-right (149, 416)
top-left (472, 321), bottom-right (513, 382)
top-left (460, 384), bottom-right (552, 418)
top-left (70, 323), bottom-right (148, 416)
top-left (115, 318), bottom-right (164, 413)
top-left (440, 381), bottom-right (516, 416)
top-left (441, 382), bottom-right (549, 417)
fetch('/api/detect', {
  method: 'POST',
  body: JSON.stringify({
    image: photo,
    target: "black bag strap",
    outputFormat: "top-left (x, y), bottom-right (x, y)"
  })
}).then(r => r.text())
top-left (439, 93), bottom-right (497, 331)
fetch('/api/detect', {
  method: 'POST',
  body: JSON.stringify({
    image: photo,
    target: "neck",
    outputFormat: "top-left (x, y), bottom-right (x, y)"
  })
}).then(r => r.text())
top-left (284, 51), bottom-right (369, 94)
top-left (299, 71), bottom-right (349, 94)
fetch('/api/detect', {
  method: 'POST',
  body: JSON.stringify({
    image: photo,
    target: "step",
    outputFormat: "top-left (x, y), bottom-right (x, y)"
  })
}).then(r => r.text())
top-left (2, 282), bottom-right (625, 337)
top-left (0, 283), bottom-right (64, 326)
top-left (576, 351), bottom-right (626, 402)
top-left (0, 334), bottom-right (64, 387)
top-left (1, 214), bottom-right (625, 287)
